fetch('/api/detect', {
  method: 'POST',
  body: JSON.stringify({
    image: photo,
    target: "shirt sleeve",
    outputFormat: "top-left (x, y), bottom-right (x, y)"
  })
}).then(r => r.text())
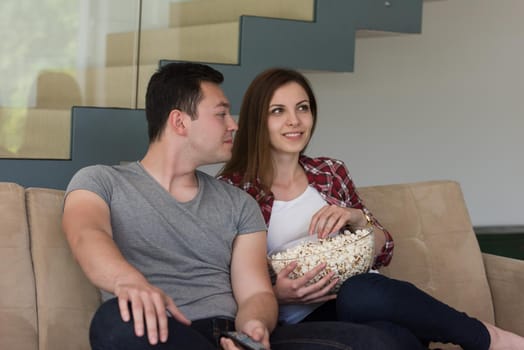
top-left (236, 192), bottom-right (267, 235)
top-left (331, 159), bottom-right (394, 268)
top-left (217, 173), bottom-right (273, 225)
top-left (65, 165), bottom-right (113, 205)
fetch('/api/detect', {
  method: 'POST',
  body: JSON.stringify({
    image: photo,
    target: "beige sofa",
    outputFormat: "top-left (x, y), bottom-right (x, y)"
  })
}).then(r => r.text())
top-left (1, 180), bottom-right (523, 350)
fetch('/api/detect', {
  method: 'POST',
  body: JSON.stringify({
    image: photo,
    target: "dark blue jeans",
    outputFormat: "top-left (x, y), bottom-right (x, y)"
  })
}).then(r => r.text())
top-left (90, 298), bottom-right (407, 350)
top-left (304, 273), bottom-right (490, 350)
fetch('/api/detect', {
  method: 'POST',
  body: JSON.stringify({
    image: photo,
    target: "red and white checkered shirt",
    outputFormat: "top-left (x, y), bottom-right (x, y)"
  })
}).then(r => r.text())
top-left (218, 155), bottom-right (394, 268)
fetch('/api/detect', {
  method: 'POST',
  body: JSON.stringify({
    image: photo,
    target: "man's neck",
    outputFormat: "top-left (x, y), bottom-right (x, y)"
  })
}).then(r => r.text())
top-left (140, 146), bottom-right (200, 203)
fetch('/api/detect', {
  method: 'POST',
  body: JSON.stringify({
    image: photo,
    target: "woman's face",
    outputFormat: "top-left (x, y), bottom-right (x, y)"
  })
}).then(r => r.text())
top-left (267, 82), bottom-right (314, 156)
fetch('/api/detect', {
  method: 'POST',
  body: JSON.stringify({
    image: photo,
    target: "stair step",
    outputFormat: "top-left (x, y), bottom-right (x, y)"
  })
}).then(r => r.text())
top-left (108, 0), bottom-right (431, 68)
top-left (7, 1), bottom-right (435, 116)
top-left (35, 65), bottom-right (157, 109)
top-left (106, 22), bottom-right (239, 66)
top-left (0, 108), bottom-right (71, 159)
top-left (169, 0), bottom-right (314, 27)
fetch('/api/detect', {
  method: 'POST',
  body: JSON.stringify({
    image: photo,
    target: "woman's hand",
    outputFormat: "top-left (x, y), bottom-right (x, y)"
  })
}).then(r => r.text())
top-left (273, 261), bottom-right (338, 304)
top-left (309, 205), bottom-right (367, 239)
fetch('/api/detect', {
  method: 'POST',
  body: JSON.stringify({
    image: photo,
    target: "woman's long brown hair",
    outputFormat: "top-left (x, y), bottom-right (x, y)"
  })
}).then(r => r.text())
top-left (219, 68), bottom-right (317, 191)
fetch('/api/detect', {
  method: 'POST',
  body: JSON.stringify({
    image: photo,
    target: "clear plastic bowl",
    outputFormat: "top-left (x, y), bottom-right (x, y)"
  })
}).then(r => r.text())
top-left (267, 227), bottom-right (375, 292)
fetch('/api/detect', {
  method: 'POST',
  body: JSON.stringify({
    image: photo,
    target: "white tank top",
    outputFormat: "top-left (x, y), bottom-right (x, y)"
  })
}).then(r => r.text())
top-left (267, 185), bottom-right (328, 324)
top-left (267, 185), bottom-right (327, 252)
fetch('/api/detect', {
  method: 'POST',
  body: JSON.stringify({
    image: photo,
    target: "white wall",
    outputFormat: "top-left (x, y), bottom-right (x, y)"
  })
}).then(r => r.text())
top-left (304, 0), bottom-right (524, 226)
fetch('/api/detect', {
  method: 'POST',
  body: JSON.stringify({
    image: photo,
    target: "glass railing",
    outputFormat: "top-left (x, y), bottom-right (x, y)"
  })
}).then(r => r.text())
top-left (0, 0), bottom-right (313, 160)
top-left (1, 0), bottom-right (143, 159)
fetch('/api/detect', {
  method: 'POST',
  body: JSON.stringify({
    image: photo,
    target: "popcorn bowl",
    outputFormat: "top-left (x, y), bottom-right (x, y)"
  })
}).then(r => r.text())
top-left (267, 227), bottom-right (375, 292)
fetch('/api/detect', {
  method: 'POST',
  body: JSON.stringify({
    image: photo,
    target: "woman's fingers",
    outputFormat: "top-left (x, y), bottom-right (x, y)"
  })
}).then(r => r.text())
top-left (310, 205), bottom-right (342, 236)
top-left (286, 262), bottom-right (338, 302)
top-left (310, 206), bottom-right (365, 238)
top-left (278, 261), bottom-right (298, 278)
top-left (308, 205), bottom-right (329, 234)
top-left (300, 276), bottom-right (339, 303)
top-left (299, 262), bottom-right (327, 283)
top-left (318, 216), bottom-right (346, 238)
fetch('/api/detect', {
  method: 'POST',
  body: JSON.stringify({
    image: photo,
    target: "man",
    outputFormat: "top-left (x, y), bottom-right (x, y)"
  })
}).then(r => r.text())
top-left (63, 62), bottom-right (409, 350)
top-left (63, 62), bottom-right (275, 349)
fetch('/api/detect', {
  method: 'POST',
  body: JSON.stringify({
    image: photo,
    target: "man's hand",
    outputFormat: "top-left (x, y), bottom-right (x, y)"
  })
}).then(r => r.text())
top-left (114, 276), bottom-right (191, 345)
top-left (220, 337), bottom-right (244, 350)
top-left (274, 261), bottom-right (338, 304)
top-left (219, 319), bottom-right (270, 350)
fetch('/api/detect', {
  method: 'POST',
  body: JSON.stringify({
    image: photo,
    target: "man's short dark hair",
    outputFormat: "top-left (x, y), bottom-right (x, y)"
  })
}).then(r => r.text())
top-left (145, 62), bottom-right (224, 142)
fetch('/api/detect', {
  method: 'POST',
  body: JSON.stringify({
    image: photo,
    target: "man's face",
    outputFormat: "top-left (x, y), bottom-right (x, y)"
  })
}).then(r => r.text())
top-left (187, 82), bottom-right (237, 165)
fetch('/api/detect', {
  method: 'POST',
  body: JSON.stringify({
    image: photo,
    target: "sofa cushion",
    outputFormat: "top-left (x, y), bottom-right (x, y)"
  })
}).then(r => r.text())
top-left (27, 187), bottom-right (100, 350)
top-left (483, 253), bottom-right (524, 336)
top-left (0, 182), bottom-right (38, 350)
top-left (358, 180), bottom-right (495, 325)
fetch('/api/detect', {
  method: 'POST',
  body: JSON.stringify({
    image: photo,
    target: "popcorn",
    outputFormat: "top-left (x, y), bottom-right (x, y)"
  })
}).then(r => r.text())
top-left (268, 227), bottom-right (375, 292)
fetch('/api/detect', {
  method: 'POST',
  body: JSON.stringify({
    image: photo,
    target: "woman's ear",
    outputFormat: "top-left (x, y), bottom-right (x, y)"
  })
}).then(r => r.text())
top-left (168, 109), bottom-right (189, 136)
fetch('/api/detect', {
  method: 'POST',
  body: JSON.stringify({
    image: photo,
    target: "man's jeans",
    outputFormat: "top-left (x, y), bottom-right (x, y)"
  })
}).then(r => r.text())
top-left (90, 298), bottom-right (407, 350)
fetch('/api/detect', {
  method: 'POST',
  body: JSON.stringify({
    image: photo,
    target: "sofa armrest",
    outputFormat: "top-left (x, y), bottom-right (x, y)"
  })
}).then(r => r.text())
top-left (482, 253), bottom-right (524, 336)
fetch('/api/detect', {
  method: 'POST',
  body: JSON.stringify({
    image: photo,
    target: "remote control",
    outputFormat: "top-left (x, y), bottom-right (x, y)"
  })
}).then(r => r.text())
top-left (221, 331), bottom-right (266, 350)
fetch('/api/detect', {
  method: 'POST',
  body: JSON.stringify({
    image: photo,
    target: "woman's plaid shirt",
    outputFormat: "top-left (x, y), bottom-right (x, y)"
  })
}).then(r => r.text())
top-left (218, 155), bottom-right (394, 268)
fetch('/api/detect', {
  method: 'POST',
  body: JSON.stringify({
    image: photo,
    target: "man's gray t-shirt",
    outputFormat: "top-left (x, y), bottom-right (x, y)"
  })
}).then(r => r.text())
top-left (66, 162), bottom-right (266, 321)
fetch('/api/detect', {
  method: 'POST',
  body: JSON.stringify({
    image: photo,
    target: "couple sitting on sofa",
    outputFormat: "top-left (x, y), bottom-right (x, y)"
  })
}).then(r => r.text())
top-left (62, 62), bottom-right (524, 350)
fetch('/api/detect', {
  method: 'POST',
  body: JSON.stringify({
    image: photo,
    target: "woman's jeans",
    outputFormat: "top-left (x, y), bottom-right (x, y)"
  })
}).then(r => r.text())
top-left (305, 273), bottom-right (490, 350)
top-left (90, 298), bottom-right (408, 350)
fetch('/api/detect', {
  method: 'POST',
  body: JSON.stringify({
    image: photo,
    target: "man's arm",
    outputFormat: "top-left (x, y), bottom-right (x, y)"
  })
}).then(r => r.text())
top-left (62, 189), bottom-right (190, 345)
top-left (230, 230), bottom-right (278, 349)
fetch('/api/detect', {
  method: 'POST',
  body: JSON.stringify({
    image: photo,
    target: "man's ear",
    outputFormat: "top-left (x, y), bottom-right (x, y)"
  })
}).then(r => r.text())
top-left (168, 109), bottom-right (189, 136)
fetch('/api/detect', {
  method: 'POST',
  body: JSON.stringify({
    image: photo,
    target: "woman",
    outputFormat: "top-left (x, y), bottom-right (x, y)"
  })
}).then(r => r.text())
top-left (218, 67), bottom-right (524, 350)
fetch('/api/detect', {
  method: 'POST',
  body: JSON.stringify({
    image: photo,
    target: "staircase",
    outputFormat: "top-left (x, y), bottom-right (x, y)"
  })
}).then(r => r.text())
top-left (0, 0), bottom-right (426, 189)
